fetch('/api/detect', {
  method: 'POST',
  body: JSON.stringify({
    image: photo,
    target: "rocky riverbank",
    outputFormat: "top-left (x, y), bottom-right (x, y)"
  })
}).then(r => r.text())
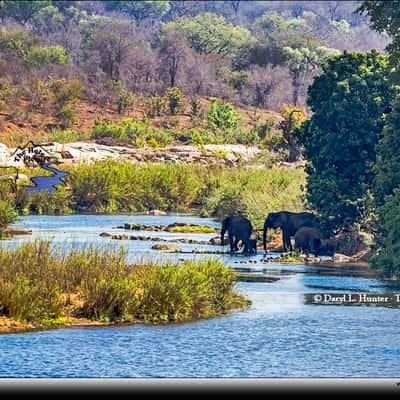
top-left (0, 141), bottom-right (264, 167)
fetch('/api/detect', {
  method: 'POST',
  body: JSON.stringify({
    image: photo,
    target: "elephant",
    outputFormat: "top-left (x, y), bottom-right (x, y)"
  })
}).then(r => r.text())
top-left (245, 238), bottom-right (257, 255)
top-left (294, 227), bottom-right (337, 257)
top-left (294, 227), bottom-right (323, 256)
top-left (319, 238), bottom-right (336, 256)
top-left (221, 215), bottom-right (253, 253)
top-left (263, 211), bottom-right (317, 253)
top-left (238, 238), bottom-right (257, 255)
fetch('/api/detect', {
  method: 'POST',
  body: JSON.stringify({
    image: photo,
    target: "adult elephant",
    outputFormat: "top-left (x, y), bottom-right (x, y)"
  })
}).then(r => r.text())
top-left (263, 211), bottom-right (317, 253)
top-left (221, 215), bottom-right (253, 253)
top-left (294, 227), bottom-right (323, 256)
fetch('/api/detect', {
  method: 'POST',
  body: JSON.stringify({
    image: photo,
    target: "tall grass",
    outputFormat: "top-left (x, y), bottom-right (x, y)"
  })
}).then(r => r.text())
top-left (10, 161), bottom-right (305, 227)
top-left (0, 240), bottom-right (248, 325)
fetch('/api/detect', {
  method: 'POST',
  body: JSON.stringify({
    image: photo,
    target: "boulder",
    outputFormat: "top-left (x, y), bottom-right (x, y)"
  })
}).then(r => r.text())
top-left (147, 209), bottom-right (167, 216)
top-left (209, 236), bottom-right (229, 246)
top-left (333, 253), bottom-right (352, 263)
top-left (100, 232), bottom-right (113, 237)
top-left (151, 244), bottom-right (181, 252)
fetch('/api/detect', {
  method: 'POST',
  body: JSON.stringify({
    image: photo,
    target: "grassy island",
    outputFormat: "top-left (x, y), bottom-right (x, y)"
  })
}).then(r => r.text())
top-left (0, 240), bottom-right (250, 333)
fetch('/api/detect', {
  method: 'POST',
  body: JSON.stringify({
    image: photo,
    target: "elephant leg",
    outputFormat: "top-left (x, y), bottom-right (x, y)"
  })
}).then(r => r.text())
top-left (242, 240), bottom-right (249, 254)
top-left (311, 238), bottom-right (321, 257)
top-left (229, 234), bottom-right (235, 253)
top-left (282, 230), bottom-right (291, 252)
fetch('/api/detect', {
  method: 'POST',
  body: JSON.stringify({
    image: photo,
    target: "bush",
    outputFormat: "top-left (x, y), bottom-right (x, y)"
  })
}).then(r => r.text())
top-left (23, 45), bottom-right (69, 69)
top-left (117, 90), bottom-right (136, 115)
top-left (0, 200), bottom-right (18, 230)
top-left (207, 98), bottom-right (242, 131)
top-left (5, 106), bottom-right (26, 124)
top-left (91, 119), bottom-right (174, 146)
top-left (166, 87), bottom-right (184, 115)
top-left (55, 106), bottom-right (77, 128)
top-left (147, 96), bottom-right (168, 117)
top-left (190, 96), bottom-right (202, 119)
top-left (50, 78), bottom-right (83, 111)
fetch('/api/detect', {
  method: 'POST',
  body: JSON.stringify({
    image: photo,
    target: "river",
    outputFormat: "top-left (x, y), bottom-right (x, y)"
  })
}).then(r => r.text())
top-left (0, 214), bottom-right (399, 378)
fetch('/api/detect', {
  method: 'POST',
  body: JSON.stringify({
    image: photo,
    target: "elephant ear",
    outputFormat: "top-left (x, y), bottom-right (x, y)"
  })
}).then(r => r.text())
top-left (278, 212), bottom-right (288, 226)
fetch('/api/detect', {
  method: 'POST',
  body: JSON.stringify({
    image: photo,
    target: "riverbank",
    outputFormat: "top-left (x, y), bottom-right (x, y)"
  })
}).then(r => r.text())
top-left (3, 162), bottom-right (305, 228)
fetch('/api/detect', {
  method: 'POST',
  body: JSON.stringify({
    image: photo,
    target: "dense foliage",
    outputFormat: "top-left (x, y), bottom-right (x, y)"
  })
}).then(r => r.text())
top-left (358, 1), bottom-right (400, 276)
top-left (295, 50), bottom-right (394, 228)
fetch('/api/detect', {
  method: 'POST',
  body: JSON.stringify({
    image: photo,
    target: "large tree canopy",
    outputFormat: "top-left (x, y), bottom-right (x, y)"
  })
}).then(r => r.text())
top-left (162, 12), bottom-right (256, 61)
top-left (105, 0), bottom-right (170, 26)
top-left (295, 50), bottom-right (394, 227)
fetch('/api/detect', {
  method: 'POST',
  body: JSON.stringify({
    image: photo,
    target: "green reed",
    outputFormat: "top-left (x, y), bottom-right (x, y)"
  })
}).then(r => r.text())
top-left (0, 240), bottom-right (249, 325)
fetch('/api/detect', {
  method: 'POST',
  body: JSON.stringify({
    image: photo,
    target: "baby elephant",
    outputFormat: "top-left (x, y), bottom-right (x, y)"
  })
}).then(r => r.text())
top-left (242, 238), bottom-right (257, 255)
top-left (294, 227), bottom-right (323, 256)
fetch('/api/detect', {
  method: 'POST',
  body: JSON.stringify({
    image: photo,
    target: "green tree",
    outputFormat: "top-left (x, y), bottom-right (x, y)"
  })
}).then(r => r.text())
top-left (282, 45), bottom-right (339, 105)
top-left (374, 96), bottom-right (400, 206)
top-left (23, 45), bottom-right (68, 68)
top-left (295, 50), bottom-right (394, 228)
top-left (163, 13), bottom-right (256, 60)
top-left (358, 1), bottom-right (400, 63)
top-left (370, 188), bottom-right (400, 277)
top-left (358, 2), bottom-right (400, 275)
top-left (278, 104), bottom-right (307, 162)
top-left (105, 0), bottom-right (170, 26)
top-left (0, 28), bottom-right (41, 59)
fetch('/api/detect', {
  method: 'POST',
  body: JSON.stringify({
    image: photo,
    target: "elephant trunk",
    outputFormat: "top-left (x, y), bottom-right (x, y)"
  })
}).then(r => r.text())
top-left (263, 221), bottom-right (269, 254)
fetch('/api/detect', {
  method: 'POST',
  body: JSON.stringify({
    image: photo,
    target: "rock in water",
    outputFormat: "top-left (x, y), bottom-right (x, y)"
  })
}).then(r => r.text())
top-left (334, 253), bottom-right (352, 263)
top-left (100, 232), bottom-right (113, 237)
top-left (147, 210), bottom-right (167, 216)
top-left (151, 244), bottom-right (181, 252)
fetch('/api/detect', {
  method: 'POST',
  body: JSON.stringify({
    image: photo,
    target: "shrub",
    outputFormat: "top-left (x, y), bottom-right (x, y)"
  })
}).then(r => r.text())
top-left (117, 90), bottom-right (136, 115)
top-left (0, 200), bottom-right (18, 230)
top-left (147, 96), bottom-right (168, 117)
top-left (166, 87), bottom-right (184, 115)
top-left (190, 96), bottom-right (202, 118)
top-left (23, 45), bottom-right (69, 69)
top-left (5, 106), bottom-right (26, 124)
top-left (207, 98), bottom-right (242, 131)
top-left (50, 78), bottom-right (83, 111)
top-left (91, 119), bottom-right (174, 146)
top-left (55, 106), bottom-right (77, 129)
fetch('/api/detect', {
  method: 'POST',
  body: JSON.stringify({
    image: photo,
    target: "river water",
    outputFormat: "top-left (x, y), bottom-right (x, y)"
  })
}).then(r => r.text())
top-left (0, 214), bottom-right (399, 378)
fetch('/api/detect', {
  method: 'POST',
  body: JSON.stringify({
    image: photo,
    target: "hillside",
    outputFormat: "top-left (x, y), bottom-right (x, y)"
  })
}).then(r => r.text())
top-left (0, 0), bottom-right (385, 151)
top-left (0, 95), bottom-right (281, 147)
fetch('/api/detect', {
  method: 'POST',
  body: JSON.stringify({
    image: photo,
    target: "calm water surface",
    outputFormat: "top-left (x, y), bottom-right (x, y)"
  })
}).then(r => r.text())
top-left (0, 214), bottom-right (399, 378)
